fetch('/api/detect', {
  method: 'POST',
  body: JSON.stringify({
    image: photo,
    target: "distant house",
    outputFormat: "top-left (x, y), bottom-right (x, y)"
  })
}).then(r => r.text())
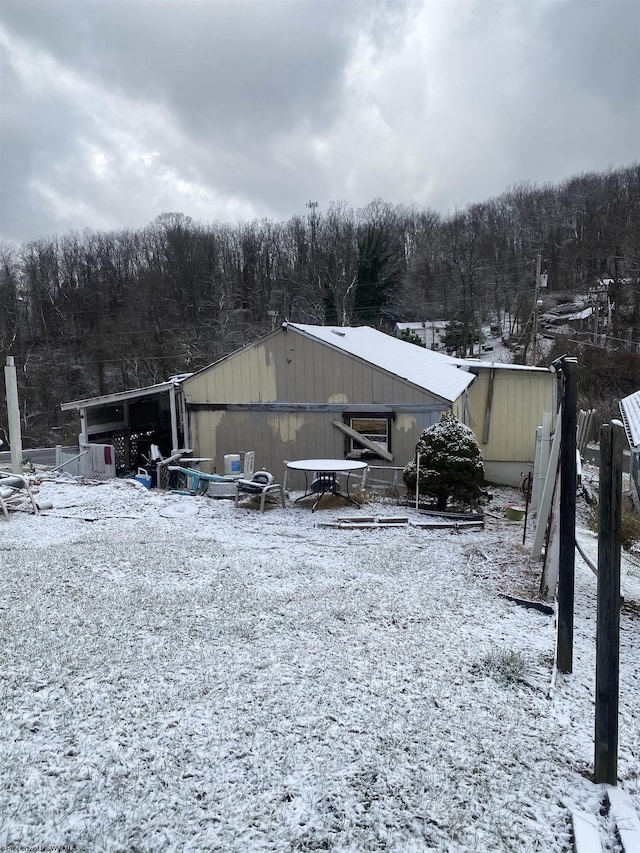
top-left (395, 321), bottom-right (449, 350)
top-left (619, 389), bottom-right (640, 507)
top-left (61, 324), bottom-right (556, 487)
top-left (539, 303), bottom-right (594, 332)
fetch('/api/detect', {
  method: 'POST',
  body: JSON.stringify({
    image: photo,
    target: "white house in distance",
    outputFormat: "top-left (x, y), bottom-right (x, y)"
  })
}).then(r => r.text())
top-left (395, 321), bottom-right (449, 350)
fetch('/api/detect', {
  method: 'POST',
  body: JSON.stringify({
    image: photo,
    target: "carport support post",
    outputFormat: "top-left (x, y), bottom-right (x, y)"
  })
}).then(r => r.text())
top-left (5, 356), bottom-right (23, 475)
top-left (557, 357), bottom-right (577, 673)
top-left (169, 384), bottom-right (179, 453)
top-left (594, 420), bottom-right (623, 785)
top-left (78, 407), bottom-right (89, 445)
top-left (123, 401), bottom-right (131, 470)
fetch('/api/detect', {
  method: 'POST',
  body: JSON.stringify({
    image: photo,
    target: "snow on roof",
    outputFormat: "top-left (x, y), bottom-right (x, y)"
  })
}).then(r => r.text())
top-left (455, 358), bottom-right (551, 373)
top-left (620, 389), bottom-right (640, 449)
top-left (287, 323), bottom-right (474, 403)
top-left (395, 320), bottom-right (448, 330)
top-left (541, 307), bottom-right (593, 324)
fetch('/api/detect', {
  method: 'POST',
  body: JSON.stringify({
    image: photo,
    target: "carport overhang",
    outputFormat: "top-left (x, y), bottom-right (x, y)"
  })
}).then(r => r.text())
top-left (61, 377), bottom-right (190, 458)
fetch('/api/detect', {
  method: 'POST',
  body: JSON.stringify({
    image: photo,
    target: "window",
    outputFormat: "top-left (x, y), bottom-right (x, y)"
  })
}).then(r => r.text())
top-left (347, 415), bottom-right (391, 457)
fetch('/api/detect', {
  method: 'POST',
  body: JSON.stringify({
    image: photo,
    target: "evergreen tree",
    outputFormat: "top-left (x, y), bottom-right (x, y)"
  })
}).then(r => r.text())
top-left (400, 328), bottom-right (424, 346)
top-left (403, 411), bottom-right (485, 510)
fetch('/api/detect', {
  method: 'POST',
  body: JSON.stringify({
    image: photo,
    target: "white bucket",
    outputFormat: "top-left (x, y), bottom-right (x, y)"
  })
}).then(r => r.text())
top-left (224, 453), bottom-right (242, 476)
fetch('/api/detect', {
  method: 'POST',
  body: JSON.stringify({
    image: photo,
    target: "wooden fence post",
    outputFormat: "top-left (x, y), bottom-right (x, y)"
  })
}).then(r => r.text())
top-left (594, 420), bottom-right (624, 785)
top-left (557, 357), bottom-right (578, 673)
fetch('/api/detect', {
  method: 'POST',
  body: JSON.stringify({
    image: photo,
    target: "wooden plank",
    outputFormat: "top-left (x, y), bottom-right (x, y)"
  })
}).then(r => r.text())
top-left (606, 787), bottom-right (640, 852)
top-left (498, 594), bottom-right (554, 615)
top-left (532, 408), bottom-right (562, 560)
top-left (410, 520), bottom-right (483, 529)
top-left (317, 517), bottom-right (483, 530)
top-left (532, 410), bottom-right (553, 514)
top-left (540, 485), bottom-right (561, 599)
top-left (571, 809), bottom-right (603, 853)
top-left (557, 357), bottom-right (578, 673)
top-left (418, 508), bottom-right (484, 521)
top-left (332, 419), bottom-right (394, 462)
top-left (332, 516), bottom-right (411, 525)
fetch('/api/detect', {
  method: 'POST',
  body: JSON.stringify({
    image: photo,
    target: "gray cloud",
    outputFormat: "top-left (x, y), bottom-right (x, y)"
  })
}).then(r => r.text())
top-left (1, 0), bottom-right (638, 244)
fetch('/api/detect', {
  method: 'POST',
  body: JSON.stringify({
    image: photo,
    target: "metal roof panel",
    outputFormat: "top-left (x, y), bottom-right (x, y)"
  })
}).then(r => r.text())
top-left (287, 324), bottom-right (475, 403)
top-left (620, 389), bottom-right (640, 449)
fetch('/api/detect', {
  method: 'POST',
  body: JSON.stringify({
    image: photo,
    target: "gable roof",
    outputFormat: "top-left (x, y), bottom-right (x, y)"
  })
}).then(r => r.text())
top-left (620, 389), bottom-right (640, 449)
top-left (286, 323), bottom-right (475, 404)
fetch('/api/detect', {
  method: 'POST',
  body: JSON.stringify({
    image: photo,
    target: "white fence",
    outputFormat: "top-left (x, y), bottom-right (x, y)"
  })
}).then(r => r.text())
top-left (55, 443), bottom-right (116, 479)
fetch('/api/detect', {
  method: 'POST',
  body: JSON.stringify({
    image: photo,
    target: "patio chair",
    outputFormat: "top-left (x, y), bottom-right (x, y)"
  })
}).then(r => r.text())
top-left (235, 470), bottom-right (285, 512)
top-left (167, 466), bottom-right (236, 496)
top-left (311, 472), bottom-right (339, 495)
top-left (0, 472), bottom-right (39, 520)
top-left (242, 451), bottom-right (255, 479)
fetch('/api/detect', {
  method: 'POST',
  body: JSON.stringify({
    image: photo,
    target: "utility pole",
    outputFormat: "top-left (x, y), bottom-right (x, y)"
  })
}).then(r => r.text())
top-left (531, 251), bottom-right (542, 365)
top-left (306, 200), bottom-right (318, 247)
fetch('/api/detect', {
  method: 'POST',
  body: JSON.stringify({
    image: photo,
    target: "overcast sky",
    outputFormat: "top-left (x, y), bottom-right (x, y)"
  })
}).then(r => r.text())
top-left (1, 0), bottom-right (638, 246)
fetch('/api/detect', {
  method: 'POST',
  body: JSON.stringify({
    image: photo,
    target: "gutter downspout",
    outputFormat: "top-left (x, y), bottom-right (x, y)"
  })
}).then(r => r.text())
top-left (482, 368), bottom-right (495, 444)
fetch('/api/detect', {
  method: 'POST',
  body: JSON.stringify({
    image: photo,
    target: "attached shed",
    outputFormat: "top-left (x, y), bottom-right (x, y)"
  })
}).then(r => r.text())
top-left (619, 389), bottom-right (640, 507)
top-left (181, 324), bottom-right (555, 487)
top-left (60, 376), bottom-right (191, 472)
top-left (182, 323), bottom-right (474, 486)
top-left (459, 360), bottom-right (557, 485)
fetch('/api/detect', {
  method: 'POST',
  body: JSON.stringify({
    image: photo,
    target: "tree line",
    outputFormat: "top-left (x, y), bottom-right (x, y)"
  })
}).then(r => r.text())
top-left (1, 164), bottom-right (639, 446)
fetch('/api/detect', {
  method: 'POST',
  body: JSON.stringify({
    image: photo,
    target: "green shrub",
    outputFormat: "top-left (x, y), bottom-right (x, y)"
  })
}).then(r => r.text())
top-left (403, 411), bottom-right (484, 511)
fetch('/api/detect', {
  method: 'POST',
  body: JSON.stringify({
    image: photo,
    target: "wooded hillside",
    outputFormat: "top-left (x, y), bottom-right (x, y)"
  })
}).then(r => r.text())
top-left (1, 164), bottom-right (639, 446)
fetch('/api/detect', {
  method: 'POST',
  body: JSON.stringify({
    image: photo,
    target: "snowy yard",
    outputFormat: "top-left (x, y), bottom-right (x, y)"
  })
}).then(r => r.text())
top-left (1, 475), bottom-right (639, 852)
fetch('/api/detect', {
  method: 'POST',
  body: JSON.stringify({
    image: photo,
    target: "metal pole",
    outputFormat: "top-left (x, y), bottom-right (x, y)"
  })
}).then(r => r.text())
top-left (557, 357), bottom-right (578, 672)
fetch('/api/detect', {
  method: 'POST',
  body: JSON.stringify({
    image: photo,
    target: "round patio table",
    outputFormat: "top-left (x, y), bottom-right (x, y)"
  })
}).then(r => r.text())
top-left (286, 459), bottom-right (368, 512)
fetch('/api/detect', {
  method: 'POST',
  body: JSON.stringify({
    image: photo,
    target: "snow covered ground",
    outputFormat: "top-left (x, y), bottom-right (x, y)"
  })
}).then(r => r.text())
top-left (1, 474), bottom-right (639, 852)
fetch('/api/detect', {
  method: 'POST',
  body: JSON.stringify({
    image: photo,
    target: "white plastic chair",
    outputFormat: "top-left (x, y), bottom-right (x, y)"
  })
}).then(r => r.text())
top-left (242, 451), bottom-right (255, 479)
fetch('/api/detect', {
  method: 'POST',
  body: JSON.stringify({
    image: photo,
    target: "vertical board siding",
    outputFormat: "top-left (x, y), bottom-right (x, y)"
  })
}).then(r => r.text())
top-left (188, 405), bottom-right (444, 482)
top-left (466, 370), bottom-right (554, 463)
top-left (181, 328), bottom-right (554, 484)
top-left (184, 328), bottom-right (457, 407)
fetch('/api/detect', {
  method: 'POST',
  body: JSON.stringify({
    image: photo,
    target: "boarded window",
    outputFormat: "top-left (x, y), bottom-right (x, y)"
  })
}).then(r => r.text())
top-left (349, 417), bottom-right (390, 455)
